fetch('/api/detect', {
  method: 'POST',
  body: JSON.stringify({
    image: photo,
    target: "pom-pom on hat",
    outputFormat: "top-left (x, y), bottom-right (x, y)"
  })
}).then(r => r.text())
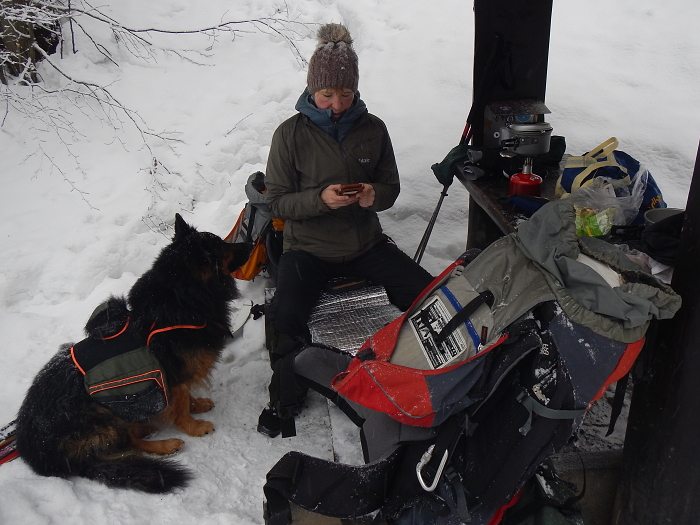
top-left (307, 23), bottom-right (359, 94)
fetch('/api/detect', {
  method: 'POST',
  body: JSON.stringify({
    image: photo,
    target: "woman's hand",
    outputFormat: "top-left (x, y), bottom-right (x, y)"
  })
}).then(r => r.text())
top-left (322, 184), bottom-right (375, 209)
top-left (322, 184), bottom-right (361, 209)
top-left (356, 184), bottom-right (375, 208)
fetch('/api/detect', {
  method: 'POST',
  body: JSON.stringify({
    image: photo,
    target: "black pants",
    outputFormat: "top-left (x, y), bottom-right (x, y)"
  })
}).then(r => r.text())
top-left (269, 238), bottom-right (434, 341)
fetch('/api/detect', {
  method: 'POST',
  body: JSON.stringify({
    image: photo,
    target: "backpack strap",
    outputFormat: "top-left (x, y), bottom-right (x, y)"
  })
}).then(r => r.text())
top-left (514, 301), bottom-right (586, 433)
top-left (443, 465), bottom-right (470, 524)
top-left (245, 205), bottom-right (257, 244)
top-left (434, 290), bottom-right (495, 346)
top-left (516, 390), bottom-right (586, 435)
top-left (606, 370), bottom-right (630, 437)
top-left (146, 322), bottom-right (207, 345)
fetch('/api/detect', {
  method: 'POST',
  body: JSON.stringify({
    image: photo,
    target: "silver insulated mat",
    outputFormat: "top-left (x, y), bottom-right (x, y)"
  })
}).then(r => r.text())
top-left (308, 285), bottom-right (402, 354)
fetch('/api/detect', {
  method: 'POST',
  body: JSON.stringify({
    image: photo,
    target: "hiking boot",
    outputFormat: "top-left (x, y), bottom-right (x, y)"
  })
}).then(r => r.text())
top-left (257, 404), bottom-right (281, 438)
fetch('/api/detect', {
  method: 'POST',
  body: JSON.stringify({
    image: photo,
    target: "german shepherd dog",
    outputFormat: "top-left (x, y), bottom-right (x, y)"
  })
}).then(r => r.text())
top-left (15, 214), bottom-right (251, 493)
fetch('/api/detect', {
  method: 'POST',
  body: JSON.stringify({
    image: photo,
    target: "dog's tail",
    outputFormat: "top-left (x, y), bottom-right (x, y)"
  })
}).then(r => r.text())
top-left (81, 455), bottom-right (192, 493)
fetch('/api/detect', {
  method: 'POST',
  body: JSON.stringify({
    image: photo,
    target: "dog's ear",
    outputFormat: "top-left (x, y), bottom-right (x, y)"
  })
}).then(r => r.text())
top-left (174, 213), bottom-right (195, 240)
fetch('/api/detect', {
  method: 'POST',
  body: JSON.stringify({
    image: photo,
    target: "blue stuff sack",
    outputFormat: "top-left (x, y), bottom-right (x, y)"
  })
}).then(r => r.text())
top-left (556, 137), bottom-right (666, 224)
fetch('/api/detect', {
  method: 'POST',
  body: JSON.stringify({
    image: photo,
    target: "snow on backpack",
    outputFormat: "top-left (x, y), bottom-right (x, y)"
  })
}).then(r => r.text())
top-left (225, 171), bottom-right (284, 281)
top-left (262, 199), bottom-right (681, 525)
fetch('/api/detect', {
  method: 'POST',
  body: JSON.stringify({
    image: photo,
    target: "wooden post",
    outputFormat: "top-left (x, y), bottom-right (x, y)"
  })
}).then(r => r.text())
top-left (471, 0), bottom-right (553, 147)
top-left (613, 141), bottom-right (700, 524)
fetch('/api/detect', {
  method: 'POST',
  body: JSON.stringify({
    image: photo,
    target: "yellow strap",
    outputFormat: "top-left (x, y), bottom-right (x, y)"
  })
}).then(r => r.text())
top-left (571, 159), bottom-right (625, 190)
top-left (585, 137), bottom-right (618, 159)
top-left (563, 138), bottom-right (618, 171)
top-left (566, 138), bottom-right (627, 190)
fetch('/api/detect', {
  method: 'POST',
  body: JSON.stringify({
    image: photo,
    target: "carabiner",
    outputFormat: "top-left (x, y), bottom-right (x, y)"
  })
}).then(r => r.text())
top-left (416, 444), bottom-right (449, 492)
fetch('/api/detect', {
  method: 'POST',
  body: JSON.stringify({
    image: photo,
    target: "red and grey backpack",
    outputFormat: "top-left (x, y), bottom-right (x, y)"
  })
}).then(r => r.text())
top-left (262, 199), bottom-right (681, 525)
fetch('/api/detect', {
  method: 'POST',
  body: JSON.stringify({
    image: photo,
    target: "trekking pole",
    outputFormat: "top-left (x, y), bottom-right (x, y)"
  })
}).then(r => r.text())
top-left (413, 184), bottom-right (449, 264)
top-left (414, 33), bottom-right (508, 264)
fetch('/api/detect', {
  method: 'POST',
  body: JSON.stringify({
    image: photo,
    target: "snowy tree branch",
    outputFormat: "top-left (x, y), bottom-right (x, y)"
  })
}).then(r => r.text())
top-left (1, 0), bottom-right (310, 208)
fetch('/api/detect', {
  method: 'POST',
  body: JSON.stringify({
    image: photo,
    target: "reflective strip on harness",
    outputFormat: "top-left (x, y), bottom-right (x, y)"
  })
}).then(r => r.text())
top-left (102, 317), bottom-right (130, 340)
top-left (70, 345), bottom-right (88, 375)
top-left (87, 369), bottom-right (168, 403)
top-left (147, 322), bottom-right (207, 345)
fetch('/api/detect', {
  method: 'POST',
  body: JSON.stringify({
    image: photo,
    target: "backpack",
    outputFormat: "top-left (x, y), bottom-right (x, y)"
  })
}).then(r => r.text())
top-left (262, 199), bottom-right (680, 525)
top-left (71, 299), bottom-right (206, 422)
top-left (225, 171), bottom-right (284, 281)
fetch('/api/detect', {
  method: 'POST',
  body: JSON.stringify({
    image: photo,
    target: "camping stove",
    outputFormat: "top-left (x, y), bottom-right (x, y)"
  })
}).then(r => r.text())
top-left (499, 121), bottom-right (553, 157)
top-left (509, 164), bottom-right (543, 197)
top-left (499, 121), bottom-right (552, 197)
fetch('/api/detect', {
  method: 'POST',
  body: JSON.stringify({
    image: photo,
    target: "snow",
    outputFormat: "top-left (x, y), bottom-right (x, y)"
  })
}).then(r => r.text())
top-left (1, 0), bottom-right (699, 523)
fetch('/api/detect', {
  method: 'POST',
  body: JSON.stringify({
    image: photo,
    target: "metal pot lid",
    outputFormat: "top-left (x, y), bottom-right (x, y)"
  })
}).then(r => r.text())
top-left (509, 122), bottom-right (553, 133)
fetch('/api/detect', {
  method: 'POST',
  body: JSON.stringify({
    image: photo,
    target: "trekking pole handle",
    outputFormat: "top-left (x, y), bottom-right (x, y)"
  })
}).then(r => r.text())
top-left (416, 444), bottom-right (449, 492)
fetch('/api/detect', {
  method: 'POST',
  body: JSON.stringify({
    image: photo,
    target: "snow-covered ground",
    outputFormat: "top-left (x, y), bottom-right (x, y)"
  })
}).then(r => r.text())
top-left (0, 0), bottom-right (698, 523)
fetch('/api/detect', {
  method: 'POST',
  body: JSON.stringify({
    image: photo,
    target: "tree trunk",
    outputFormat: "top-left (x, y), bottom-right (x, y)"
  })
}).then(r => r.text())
top-left (0, 0), bottom-right (39, 83)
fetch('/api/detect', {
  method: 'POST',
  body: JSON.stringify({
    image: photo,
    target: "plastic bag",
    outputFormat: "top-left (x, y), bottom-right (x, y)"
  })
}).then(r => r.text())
top-left (574, 206), bottom-right (615, 237)
top-left (564, 167), bottom-right (648, 226)
top-left (556, 137), bottom-right (666, 224)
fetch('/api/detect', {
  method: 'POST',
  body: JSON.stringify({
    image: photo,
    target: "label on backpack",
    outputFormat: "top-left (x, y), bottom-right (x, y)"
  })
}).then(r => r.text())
top-left (409, 296), bottom-right (468, 369)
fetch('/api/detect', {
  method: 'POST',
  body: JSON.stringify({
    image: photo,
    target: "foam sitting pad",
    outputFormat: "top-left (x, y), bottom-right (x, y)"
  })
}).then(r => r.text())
top-left (308, 285), bottom-right (402, 354)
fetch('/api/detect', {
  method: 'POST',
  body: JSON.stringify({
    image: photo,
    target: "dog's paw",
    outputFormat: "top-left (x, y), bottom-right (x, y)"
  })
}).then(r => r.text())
top-left (160, 438), bottom-right (185, 455)
top-left (190, 396), bottom-right (215, 414)
top-left (132, 437), bottom-right (184, 455)
top-left (180, 418), bottom-right (215, 437)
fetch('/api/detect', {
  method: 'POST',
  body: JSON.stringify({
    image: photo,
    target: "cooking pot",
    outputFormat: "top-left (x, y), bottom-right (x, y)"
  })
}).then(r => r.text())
top-left (500, 122), bottom-right (553, 156)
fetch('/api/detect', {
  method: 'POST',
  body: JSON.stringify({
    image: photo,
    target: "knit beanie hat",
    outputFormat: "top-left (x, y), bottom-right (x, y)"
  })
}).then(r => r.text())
top-left (307, 23), bottom-right (359, 94)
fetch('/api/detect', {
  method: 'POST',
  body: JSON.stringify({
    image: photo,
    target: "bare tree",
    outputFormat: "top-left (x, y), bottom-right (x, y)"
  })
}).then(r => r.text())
top-left (0, 0), bottom-right (309, 208)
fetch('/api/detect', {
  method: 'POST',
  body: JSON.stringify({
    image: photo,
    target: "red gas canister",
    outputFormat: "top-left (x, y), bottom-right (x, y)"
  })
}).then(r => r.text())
top-left (509, 172), bottom-right (543, 197)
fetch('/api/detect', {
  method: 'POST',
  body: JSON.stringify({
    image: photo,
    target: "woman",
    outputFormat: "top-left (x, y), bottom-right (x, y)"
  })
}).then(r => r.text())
top-left (259, 23), bottom-right (433, 437)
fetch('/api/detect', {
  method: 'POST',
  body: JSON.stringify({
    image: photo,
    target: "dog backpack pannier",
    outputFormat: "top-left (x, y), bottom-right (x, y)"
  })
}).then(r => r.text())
top-left (262, 199), bottom-right (681, 525)
top-left (70, 300), bottom-right (169, 422)
top-left (225, 171), bottom-right (284, 281)
top-left (71, 299), bottom-right (208, 422)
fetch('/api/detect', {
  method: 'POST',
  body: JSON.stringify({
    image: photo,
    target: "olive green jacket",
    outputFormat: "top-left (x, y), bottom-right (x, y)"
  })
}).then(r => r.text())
top-left (265, 94), bottom-right (400, 259)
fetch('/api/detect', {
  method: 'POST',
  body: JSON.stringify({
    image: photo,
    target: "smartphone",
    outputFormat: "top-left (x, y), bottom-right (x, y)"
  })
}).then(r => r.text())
top-left (338, 183), bottom-right (363, 196)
